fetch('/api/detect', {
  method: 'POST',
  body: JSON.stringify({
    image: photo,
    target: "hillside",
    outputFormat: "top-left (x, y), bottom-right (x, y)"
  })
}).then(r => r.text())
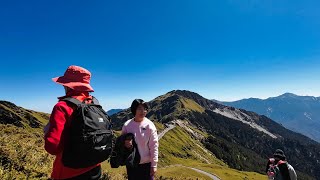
top-left (112, 90), bottom-right (320, 179)
top-left (0, 101), bottom-right (52, 179)
top-left (0, 101), bottom-right (49, 128)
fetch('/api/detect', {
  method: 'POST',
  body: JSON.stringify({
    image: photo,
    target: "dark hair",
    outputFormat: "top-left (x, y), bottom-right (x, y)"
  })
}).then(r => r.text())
top-left (273, 149), bottom-right (286, 160)
top-left (130, 99), bottom-right (149, 116)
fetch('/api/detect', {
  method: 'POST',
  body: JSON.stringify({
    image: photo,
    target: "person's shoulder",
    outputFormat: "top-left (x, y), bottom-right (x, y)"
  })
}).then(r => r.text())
top-left (287, 163), bottom-right (295, 170)
top-left (123, 118), bottom-right (134, 126)
top-left (144, 118), bottom-right (157, 130)
top-left (53, 100), bottom-right (70, 110)
top-left (49, 101), bottom-right (74, 119)
top-left (56, 99), bottom-right (68, 105)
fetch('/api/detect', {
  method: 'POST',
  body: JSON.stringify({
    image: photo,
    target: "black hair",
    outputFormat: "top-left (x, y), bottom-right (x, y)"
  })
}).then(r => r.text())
top-left (130, 99), bottom-right (149, 116)
top-left (273, 149), bottom-right (286, 161)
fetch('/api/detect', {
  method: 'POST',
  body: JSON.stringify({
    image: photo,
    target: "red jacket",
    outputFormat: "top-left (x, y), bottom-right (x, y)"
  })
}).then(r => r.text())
top-left (44, 91), bottom-right (100, 179)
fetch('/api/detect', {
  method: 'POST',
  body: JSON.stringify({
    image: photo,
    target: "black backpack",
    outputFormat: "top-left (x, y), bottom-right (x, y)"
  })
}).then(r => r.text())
top-left (62, 97), bottom-right (114, 168)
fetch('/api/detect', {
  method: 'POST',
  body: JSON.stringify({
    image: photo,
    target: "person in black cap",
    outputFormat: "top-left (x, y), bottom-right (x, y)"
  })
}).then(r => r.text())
top-left (266, 149), bottom-right (297, 180)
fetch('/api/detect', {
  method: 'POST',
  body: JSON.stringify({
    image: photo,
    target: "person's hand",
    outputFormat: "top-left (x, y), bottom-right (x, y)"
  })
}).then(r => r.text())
top-left (124, 139), bottom-right (133, 149)
top-left (150, 167), bottom-right (157, 177)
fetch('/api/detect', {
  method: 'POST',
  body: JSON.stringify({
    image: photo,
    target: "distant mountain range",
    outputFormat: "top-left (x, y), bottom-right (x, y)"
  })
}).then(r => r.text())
top-left (112, 90), bottom-right (320, 179)
top-left (222, 93), bottom-right (320, 142)
top-left (106, 109), bottom-right (123, 116)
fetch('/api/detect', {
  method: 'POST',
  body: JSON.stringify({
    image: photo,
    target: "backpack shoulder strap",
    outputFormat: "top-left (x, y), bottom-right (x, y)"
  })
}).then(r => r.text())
top-left (92, 96), bottom-right (100, 105)
top-left (62, 97), bottom-right (82, 106)
top-left (91, 96), bottom-right (108, 115)
top-left (277, 160), bottom-right (287, 165)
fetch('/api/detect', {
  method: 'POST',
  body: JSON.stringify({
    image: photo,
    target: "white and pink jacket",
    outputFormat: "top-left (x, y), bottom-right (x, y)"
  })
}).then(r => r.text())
top-left (122, 117), bottom-right (159, 167)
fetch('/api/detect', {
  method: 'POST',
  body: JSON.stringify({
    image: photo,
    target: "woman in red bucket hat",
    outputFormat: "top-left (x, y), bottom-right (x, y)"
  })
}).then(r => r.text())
top-left (52, 65), bottom-right (94, 92)
top-left (44, 65), bottom-right (101, 179)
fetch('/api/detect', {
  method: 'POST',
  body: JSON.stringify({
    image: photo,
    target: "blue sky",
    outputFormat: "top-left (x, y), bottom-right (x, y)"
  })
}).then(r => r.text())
top-left (1, 0), bottom-right (320, 113)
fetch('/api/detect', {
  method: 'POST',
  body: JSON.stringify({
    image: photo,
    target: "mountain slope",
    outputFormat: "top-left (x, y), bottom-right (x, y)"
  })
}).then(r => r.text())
top-left (157, 123), bottom-right (266, 180)
top-left (0, 101), bottom-right (53, 179)
top-left (223, 93), bottom-right (320, 142)
top-left (0, 101), bottom-right (49, 129)
top-left (112, 90), bottom-right (320, 179)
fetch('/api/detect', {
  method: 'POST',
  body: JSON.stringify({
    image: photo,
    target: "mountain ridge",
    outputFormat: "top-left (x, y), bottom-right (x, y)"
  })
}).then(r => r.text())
top-left (222, 92), bottom-right (320, 142)
top-left (0, 100), bottom-right (49, 128)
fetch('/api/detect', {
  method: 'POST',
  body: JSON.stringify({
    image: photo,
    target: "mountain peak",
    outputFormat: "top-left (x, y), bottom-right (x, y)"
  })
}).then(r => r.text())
top-left (277, 92), bottom-right (298, 98)
top-left (273, 93), bottom-right (319, 101)
top-left (168, 90), bottom-right (223, 110)
top-left (169, 90), bottom-right (204, 98)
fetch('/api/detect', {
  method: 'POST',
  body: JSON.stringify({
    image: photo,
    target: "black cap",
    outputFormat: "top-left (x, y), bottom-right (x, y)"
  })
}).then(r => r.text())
top-left (130, 99), bottom-right (149, 116)
top-left (273, 149), bottom-right (286, 160)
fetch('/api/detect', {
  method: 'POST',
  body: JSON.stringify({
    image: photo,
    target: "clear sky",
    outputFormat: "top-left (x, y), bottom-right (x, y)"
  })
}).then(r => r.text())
top-left (1, 0), bottom-right (320, 113)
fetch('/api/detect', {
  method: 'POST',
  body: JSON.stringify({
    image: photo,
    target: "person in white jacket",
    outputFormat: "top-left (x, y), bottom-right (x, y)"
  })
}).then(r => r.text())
top-left (122, 99), bottom-right (159, 180)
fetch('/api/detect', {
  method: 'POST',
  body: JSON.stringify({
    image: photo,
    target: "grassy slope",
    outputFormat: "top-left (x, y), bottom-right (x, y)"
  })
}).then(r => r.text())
top-left (0, 103), bottom-right (49, 130)
top-left (154, 121), bottom-right (165, 132)
top-left (0, 123), bottom-right (267, 180)
top-left (0, 124), bottom-right (54, 180)
top-left (179, 97), bottom-right (205, 113)
top-left (158, 126), bottom-right (267, 180)
top-left (0, 102), bottom-right (52, 179)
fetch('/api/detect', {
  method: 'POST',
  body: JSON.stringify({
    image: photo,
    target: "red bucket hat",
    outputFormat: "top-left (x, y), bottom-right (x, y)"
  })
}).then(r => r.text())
top-left (52, 65), bottom-right (94, 92)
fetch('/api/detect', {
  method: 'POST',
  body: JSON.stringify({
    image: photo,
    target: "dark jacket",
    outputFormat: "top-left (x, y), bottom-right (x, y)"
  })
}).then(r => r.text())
top-left (110, 133), bottom-right (140, 168)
